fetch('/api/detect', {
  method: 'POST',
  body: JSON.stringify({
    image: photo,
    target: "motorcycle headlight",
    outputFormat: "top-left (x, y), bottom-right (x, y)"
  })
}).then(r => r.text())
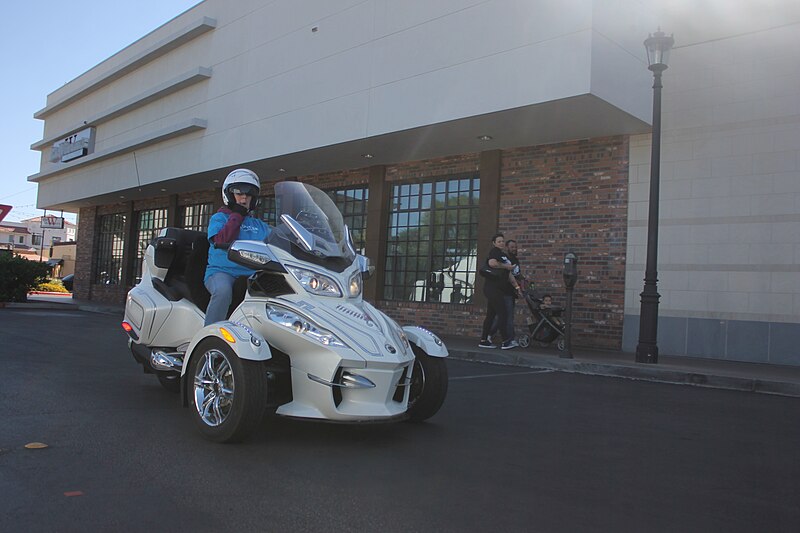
top-left (287, 266), bottom-right (342, 297)
top-left (265, 304), bottom-right (346, 347)
top-left (348, 271), bottom-right (362, 298)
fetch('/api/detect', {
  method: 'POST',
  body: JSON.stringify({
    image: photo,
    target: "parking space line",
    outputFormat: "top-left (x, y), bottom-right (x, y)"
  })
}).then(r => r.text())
top-left (450, 369), bottom-right (554, 380)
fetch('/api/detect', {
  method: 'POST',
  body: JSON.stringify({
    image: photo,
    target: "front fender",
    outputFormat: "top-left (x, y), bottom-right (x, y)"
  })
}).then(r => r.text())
top-left (182, 320), bottom-right (272, 377)
top-left (402, 326), bottom-right (448, 358)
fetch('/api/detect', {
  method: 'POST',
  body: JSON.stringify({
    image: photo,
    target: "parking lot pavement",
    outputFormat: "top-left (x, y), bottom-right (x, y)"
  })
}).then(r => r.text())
top-left (2, 308), bottom-right (799, 532)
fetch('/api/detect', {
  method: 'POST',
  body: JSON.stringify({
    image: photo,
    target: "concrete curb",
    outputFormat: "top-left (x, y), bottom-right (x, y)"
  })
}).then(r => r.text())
top-left (448, 348), bottom-right (800, 398)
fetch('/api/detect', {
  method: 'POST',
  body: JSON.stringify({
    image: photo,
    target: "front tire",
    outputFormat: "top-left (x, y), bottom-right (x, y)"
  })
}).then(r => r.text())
top-left (406, 345), bottom-right (448, 422)
top-left (188, 338), bottom-right (267, 443)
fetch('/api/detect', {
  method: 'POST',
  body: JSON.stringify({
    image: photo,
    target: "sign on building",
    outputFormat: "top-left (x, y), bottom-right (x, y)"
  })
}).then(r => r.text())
top-left (49, 127), bottom-right (95, 163)
top-left (41, 214), bottom-right (65, 229)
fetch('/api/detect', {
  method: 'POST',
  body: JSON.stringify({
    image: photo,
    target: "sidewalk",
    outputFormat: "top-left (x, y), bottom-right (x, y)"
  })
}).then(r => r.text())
top-left (443, 335), bottom-right (800, 398)
top-left (8, 294), bottom-right (800, 398)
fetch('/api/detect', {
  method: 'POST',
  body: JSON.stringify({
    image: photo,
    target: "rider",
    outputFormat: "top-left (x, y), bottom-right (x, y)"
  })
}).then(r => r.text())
top-left (204, 168), bottom-right (271, 326)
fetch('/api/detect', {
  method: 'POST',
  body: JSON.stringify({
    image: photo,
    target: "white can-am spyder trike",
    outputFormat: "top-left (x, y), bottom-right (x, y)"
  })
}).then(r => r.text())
top-left (122, 181), bottom-right (448, 442)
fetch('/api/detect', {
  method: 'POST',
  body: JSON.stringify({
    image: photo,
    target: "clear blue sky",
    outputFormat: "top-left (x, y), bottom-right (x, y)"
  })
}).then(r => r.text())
top-left (1, 1), bottom-right (201, 223)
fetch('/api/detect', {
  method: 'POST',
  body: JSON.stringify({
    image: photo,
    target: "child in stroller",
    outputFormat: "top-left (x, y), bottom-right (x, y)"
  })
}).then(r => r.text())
top-left (518, 291), bottom-right (566, 351)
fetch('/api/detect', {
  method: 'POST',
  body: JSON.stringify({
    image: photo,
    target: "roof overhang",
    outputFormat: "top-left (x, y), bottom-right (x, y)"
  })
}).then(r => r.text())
top-left (38, 93), bottom-right (649, 212)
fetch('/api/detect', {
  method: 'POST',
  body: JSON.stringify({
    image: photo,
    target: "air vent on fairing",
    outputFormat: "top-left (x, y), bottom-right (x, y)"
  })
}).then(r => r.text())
top-left (249, 273), bottom-right (295, 297)
top-left (392, 366), bottom-right (409, 403)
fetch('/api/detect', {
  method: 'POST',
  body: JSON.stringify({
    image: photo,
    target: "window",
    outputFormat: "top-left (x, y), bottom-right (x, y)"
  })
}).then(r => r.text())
top-left (19, 236), bottom-right (26, 244)
top-left (384, 175), bottom-right (480, 304)
top-left (328, 186), bottom-right (368, 254)
top-left (93, 213), bottom-right (126, 285)
top-left (133, 208), bottom-right (168, 283)
top-left (253, 196), bottom-right (278, 226)
top-left (181, 202), bottom-right (214, 232)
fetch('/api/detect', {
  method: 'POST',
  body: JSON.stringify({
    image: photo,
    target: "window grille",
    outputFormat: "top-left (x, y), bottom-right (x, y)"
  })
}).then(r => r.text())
top-left (133, 208), bottom-right (168, 283)
top-left (327, 186), bottom-right (369, 254)
top-left (93, 213), bottom-right (127, 285)
top-left (384, 175), bottom-right (480, 304)
top-left (180, 202), bottom-right (214, 232)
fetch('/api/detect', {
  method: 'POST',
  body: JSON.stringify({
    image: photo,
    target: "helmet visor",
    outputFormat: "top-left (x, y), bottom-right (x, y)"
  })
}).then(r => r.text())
top-left (228, 183), bottom-right (259, 197)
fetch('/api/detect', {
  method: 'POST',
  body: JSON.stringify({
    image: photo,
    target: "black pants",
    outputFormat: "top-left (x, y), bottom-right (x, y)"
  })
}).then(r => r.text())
top-left (481, 289), bottom-right (509, 342)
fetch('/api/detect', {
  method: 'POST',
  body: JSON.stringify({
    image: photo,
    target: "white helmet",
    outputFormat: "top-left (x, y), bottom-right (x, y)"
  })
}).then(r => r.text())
top-left (221, 168), bottom-right (261, 211)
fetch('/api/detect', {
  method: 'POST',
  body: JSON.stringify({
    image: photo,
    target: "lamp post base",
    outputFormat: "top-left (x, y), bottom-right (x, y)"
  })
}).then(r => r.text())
top-left (635, 343), bottom-right (658, 364)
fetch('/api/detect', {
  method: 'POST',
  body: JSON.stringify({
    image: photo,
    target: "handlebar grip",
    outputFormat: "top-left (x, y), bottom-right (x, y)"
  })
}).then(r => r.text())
top-left (213, 242), bottom-right (230, 250)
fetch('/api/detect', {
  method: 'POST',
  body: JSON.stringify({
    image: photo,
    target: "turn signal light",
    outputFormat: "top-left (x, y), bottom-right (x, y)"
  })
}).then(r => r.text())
top-left (219, 327), bottom-right (236, 344)
top-left (121, 322), bottom-right (133, 332)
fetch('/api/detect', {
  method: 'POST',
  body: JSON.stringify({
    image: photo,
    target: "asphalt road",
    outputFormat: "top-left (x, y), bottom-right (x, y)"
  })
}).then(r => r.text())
top-left (1, 308), bottom-right (799, 533)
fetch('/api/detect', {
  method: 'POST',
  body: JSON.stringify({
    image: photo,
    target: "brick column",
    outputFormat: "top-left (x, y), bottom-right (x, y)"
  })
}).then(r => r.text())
top-left (168, 194), bottom-right (180, 228)
top-left (74, 206), bottom-right (97, 301)
top-left (121, 201), bottom-right (137, 287)
top-left (364, 165), bottom-right (388, 301)
top-left (476, 150), bottom-right (502, 305)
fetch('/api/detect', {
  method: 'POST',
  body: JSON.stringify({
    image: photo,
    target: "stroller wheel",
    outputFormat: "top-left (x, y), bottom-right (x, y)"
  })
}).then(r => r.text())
top-left (518, 334), bottom-right (530, 348)
top-left (557, 338), bottom-right (566, 351)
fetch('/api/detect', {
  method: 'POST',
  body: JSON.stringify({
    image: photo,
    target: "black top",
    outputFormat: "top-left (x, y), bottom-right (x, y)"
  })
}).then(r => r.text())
top-left (485, 246), bottom-right (514, 295)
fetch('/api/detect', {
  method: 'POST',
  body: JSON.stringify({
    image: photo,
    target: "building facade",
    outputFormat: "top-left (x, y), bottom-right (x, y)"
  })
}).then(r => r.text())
top-left (30, 1), bottom-right (800, 365)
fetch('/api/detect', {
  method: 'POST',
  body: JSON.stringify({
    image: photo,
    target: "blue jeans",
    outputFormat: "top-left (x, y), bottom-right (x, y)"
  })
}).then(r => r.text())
top-left (204, 272), bottom-right (236, 326)
top-left (489, 294), bottom-right (515, 340)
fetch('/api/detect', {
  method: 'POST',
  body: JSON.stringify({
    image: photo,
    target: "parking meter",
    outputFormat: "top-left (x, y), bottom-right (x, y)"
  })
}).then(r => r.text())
top-left (562, 252), bottom-right (578, 358)
top-left (563, 252), bottom-right (578, 289)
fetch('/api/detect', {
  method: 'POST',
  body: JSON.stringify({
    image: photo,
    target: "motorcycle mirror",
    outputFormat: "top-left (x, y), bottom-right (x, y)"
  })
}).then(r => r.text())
top-left (227, 240), bottom-right (281, 270)
top-left (357, 255), bottom-right (375, 280)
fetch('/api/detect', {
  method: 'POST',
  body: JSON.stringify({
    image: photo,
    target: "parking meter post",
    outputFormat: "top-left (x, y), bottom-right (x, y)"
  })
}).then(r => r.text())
top-left (562, 252), bottom-right (578, 359)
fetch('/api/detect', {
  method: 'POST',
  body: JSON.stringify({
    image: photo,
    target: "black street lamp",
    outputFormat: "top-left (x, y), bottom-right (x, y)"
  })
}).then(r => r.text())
top-left (636, 30), bottom-right (674, 364)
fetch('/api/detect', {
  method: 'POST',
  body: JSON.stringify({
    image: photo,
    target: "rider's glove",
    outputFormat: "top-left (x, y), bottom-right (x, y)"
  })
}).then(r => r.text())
top-left (228, 202), bottom-right (249, 217)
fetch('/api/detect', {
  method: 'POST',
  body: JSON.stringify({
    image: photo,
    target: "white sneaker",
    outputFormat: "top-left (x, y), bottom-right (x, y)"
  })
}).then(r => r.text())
top-left (501, 340), bottom-right (519, 350)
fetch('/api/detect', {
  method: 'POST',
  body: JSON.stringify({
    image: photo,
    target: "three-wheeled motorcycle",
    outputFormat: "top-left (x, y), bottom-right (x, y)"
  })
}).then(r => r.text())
top-left (122, 181), bottom-right (448, 442)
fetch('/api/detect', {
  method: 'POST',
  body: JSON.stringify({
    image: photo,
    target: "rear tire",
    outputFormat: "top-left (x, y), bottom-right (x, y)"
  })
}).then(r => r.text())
top-left (406, 345), bottom-right (448, 422)
top-left (188, 337), bottom-right (267, 443)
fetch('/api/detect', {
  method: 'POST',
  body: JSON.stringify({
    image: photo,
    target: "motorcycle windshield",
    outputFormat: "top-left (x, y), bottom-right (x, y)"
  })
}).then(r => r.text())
top-left (270, 181), bottom-right (356, 265)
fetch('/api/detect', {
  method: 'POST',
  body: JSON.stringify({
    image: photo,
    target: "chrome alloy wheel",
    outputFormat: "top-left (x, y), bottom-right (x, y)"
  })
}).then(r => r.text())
top-left (193, 349), bottom-right (235, 427)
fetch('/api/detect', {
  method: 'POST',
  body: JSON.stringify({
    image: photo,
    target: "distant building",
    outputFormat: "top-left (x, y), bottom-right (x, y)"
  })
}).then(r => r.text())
top-left (20, 216), bottom-right (77, 253)
top-left (0, 223), bottom-right (33, 250)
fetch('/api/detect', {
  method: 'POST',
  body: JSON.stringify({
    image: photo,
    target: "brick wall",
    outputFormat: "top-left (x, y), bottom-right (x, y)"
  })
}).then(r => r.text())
top-left (498, 136), bottom-right (629, 348)
top-left (374, 138), bottom-right (629, 350)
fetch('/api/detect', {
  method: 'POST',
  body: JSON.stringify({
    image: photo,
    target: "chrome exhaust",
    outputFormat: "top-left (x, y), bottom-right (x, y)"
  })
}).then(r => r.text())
top-left (307, 371), bottom-right (375, 389)
top-left (150, 350), bottom-right (184, 372)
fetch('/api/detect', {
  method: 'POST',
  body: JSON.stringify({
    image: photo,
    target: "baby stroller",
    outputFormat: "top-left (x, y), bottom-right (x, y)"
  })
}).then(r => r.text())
top-left (517, 289), bottom-right (566, 351)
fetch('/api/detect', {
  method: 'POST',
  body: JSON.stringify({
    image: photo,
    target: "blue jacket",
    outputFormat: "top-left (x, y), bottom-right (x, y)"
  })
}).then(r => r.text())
top-left (205, 209), bottom-right (271, 282)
